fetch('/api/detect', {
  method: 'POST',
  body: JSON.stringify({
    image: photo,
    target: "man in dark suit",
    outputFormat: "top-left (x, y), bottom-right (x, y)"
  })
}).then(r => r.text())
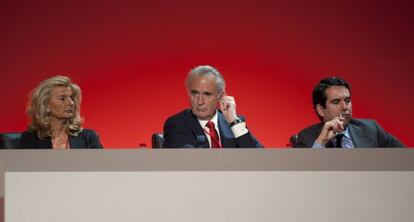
top-left (163, 65), bottom-right (263, 148)
top-left (295, 77), bottom-right (404, 148)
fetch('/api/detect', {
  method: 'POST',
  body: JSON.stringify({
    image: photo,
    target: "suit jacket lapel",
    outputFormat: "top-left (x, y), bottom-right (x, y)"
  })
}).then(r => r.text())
top-left (31, 133), bottom-right (86, 149)
top-left (348, 120), bottom-right (366, 147)
top-left (217, 111), bottom-right (235, 148)
top-left (36, 137), bottom-right (53, 148)
top-left (69, 135), bottom-right (86, 149)
top-left (185, 110), bottom-right (209, 148)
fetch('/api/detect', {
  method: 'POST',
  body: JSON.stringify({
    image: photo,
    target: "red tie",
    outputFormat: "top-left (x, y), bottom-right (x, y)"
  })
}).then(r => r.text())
top-left (206, 121), bottom-right (222, 148)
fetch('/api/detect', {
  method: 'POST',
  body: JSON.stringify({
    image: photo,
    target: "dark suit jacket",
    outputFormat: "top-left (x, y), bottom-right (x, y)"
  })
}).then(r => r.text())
top-left (163, 109), bottom-right (263, 148)
top-left (294, 118), bottom-right (405, 148)
top-left (20, 129), bottom-right (103, 149)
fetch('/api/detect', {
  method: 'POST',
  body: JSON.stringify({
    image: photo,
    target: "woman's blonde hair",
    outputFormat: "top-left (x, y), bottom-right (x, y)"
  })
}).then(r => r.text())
top-left (27, 75), bottom-right (83, 139)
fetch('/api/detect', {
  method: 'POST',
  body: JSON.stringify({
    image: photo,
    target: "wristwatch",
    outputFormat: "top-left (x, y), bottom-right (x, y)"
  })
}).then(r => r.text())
top-left (230, 118), bottom-right (243, 127)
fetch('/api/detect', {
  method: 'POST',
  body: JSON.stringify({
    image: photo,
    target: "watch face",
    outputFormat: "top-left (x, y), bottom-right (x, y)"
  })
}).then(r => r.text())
top-left (230, 118), bottom-right (243, 127)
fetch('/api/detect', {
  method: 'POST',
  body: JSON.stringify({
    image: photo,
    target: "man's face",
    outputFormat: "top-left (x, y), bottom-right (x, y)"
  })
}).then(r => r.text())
top-left (189, 74), bottom-right (222, 120)
top-left (317, 85), bottom-right (352, 127)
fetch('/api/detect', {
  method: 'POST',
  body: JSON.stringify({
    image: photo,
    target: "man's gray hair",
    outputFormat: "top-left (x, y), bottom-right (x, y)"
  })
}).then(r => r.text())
top-left (186, 65), bottom-right (226, 93)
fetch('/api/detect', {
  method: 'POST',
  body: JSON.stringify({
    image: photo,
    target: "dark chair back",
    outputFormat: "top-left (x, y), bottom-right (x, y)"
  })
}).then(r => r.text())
top-left (289, 134), bottom-right (298, 148)
top-left (0, 132), bottom-right (22, 149)
top-left (151, 133), bottom-right (164, 148)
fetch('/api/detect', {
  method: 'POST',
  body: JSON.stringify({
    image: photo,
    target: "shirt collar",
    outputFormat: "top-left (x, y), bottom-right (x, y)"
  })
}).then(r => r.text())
top-left (198, 110), bottom-right (218, 129)
top-left (342, 127), bottom-right (351, 139)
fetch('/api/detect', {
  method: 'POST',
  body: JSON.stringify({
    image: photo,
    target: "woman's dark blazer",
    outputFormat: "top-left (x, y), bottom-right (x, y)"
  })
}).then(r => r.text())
top-left (20, 129), bottom-right (103, 149)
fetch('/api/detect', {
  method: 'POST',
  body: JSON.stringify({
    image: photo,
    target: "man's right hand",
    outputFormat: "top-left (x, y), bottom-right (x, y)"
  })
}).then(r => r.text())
top-left (315, 117), bottom-right (345, 146)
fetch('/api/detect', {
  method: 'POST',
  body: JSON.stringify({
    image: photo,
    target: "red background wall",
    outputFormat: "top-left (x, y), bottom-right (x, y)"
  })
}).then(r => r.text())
top-left (1, 1), bottom-right (413, 148)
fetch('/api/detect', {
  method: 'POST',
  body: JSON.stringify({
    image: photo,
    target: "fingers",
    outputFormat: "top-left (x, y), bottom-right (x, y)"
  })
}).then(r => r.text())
top-left (317, 116), bottom-right (346, 145)
top-left (220, 95), bottom-right (236, 111)
top-left (325, 117), bottom-right (344, 133)
top-left (219, 95), bottom-right (239, 123)
top-left (335, 117), bottom-right (345, 132)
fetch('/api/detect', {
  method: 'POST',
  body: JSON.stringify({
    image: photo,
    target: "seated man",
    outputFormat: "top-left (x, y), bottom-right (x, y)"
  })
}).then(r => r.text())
top-left (295, 77), bottom-right (404, 148)
top-left (163, 65), bottom-right (263, 148)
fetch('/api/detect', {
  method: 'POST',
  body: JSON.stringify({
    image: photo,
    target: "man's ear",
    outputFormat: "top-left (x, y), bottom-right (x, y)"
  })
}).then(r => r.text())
top-left (217, 90), bottom-right (225, 100)
top-left (316, 104), bottom-right (325, 117)
top-left (217, 91), bottom-right (224, 109)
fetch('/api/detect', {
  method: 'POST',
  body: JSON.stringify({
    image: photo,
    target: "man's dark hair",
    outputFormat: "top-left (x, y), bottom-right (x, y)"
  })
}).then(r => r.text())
top-left (312, 77), bottom-right (351, 120)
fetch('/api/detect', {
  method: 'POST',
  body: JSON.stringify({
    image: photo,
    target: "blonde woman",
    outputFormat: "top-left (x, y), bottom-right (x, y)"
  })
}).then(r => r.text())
top-left (21, 76), bottom-right (102, 149)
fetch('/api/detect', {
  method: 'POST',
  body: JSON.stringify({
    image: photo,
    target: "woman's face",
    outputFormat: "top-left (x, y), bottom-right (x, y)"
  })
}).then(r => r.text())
top-left (47, 86), bottom-right (75, 120)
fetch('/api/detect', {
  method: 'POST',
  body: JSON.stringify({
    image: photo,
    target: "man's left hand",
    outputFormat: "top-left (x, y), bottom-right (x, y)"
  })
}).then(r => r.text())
top-left (220, 94), bottom-right (238, 124)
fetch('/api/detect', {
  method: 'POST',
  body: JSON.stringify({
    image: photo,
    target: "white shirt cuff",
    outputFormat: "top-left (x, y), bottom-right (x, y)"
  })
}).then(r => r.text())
top-left (312, 141), bottom-right (325, 149)
top-left (231, 122), bottom-right (248, 138)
